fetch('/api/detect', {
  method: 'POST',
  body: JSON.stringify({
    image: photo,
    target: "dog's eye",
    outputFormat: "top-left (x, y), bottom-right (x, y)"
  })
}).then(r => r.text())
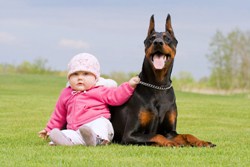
top-left (149, 36), bottom-right (156, 42)
top-left (164, 36), bottom-right (171, 44)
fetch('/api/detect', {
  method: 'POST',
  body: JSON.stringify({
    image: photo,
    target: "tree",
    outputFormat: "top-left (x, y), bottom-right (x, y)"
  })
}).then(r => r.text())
top-left (17, 58), bottom-right (50, 74)
top-left (206, 29), bottom-right (250, 90)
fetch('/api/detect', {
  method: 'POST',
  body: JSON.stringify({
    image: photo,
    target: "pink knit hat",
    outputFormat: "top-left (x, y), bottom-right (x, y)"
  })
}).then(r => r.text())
top-left (67, 53), bottom-right (100, 79)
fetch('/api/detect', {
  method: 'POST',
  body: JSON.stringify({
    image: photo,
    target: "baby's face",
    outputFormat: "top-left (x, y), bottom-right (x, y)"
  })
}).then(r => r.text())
top-left (69, 71), bottom-right (97, 91)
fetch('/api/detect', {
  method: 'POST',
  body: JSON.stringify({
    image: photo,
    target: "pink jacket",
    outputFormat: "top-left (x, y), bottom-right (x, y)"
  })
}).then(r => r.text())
top-left (45, 82), bottom-right (134, 132)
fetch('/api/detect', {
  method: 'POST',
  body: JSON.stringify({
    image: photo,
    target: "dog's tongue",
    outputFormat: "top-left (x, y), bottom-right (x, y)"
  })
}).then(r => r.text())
top-left (153, 55), bottom-right (166, 69)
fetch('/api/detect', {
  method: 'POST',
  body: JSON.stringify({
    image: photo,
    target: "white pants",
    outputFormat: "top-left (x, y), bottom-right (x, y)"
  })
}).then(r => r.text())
top-left (56, 117), bottom-right (114, 146)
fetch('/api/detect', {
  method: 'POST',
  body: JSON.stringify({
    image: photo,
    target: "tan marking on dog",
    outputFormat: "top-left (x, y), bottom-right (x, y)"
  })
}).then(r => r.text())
top-left (162, 44), bottom-right (176, 58)
top-left (145, 44), bottom-right (154, 59)
top-left (168, 111), bottom-right (177, 125)
top-left (139, 110), bottom-right (154, 127)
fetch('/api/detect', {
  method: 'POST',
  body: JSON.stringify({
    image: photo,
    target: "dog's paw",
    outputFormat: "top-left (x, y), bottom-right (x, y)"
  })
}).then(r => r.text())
top-left (194, 141), bottom-right (216, 147)
top-left (162, 141), bottom-right (179, 147)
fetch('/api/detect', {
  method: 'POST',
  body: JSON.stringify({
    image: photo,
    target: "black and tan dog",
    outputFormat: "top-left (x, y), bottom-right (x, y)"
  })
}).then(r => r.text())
top-left (110, 14), bottom-right (215, 147)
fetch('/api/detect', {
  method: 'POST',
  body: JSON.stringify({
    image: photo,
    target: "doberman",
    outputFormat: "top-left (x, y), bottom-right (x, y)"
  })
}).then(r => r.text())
top-left (110, 14), bottom-right (216, 147)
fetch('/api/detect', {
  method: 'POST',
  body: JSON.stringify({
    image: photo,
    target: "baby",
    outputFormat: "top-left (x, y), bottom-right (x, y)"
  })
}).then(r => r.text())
top-left (38, 53), bottom-right (140, 146)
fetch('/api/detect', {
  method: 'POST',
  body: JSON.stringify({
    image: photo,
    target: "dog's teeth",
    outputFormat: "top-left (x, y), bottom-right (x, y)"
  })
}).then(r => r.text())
top-left (168, 55), bottom-right (172, 60)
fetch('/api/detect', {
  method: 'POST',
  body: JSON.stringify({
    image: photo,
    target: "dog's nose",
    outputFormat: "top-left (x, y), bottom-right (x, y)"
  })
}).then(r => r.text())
top-left (153, 38), bottom-right (164, 46)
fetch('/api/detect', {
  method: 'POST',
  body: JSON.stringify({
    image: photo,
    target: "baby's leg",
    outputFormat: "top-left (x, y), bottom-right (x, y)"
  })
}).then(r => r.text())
top-left (84, 117), bottom-right (114, 145)
top-left (79, 125), bottom-right (97, 146)
top-left (49, 128), bottom-right (74, 146)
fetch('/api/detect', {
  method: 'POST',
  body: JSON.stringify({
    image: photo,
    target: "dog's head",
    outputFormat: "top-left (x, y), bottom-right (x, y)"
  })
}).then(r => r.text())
top-left (144, 14), bottom-right (178, 81)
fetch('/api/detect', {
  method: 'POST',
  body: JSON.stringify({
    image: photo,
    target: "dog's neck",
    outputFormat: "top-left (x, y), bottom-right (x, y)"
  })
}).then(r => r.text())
top-left (139, 58), bottom-right (173, 86)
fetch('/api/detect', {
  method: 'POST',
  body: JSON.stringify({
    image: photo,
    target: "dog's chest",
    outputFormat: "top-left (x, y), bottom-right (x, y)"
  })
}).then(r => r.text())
top-left (137, 91), bottom-right (174, 128)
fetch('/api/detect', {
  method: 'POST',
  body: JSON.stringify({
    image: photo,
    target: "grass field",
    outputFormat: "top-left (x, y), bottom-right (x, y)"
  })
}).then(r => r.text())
top-left (0, 74), bottom-right (249, 167)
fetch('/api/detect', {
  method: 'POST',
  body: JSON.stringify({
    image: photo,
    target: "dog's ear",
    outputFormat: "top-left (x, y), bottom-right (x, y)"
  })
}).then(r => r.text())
top-left (166, 14), bottom-right (178, 47)
top-left (166, 14), bottom-right (175, 36)
top-left (147, 15), bottom-right (155, 36)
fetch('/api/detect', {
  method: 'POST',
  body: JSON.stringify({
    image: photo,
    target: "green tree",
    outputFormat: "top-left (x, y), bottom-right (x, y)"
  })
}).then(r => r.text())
top-left (207, 29), bottom-right (250, 90)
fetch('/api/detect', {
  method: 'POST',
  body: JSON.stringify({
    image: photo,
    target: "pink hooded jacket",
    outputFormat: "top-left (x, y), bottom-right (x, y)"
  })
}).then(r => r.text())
top-left (45, 82), bottom-right (134, 132)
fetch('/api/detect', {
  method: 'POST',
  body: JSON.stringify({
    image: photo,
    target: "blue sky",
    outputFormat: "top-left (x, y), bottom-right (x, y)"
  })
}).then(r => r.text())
top-left (1, 0), bottom-right (249, 79)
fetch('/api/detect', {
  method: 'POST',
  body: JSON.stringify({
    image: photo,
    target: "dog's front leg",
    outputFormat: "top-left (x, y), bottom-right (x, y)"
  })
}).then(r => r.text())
top-left (149, 134), bottom-right (179, 147)
top-left (171, 134), bottom-right (216, 147)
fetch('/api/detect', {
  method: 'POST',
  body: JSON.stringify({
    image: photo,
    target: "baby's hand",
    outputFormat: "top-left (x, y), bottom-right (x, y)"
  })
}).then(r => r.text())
top-left (129, 76), bottom-right (140, 88)
top-left (38, 129), bottom-right (49, 140)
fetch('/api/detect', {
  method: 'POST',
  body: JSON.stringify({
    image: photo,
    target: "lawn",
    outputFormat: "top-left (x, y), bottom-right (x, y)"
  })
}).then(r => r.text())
top-left (0, 74), bottom-right (249, 167)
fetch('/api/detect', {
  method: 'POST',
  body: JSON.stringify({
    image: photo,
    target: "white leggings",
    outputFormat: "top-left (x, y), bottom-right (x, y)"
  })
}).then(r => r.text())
top-left (51, 117), bottom-right (114, 146)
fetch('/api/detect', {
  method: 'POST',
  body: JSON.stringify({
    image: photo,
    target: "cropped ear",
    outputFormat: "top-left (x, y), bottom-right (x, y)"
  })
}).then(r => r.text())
top-left (147, 15), bottom-right (155, 36)
top-left (166, 14), bottom-right (175, 36)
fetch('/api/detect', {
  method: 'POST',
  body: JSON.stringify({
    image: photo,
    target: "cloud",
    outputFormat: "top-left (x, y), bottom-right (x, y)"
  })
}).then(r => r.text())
top-left (58, 38), bottom-right (90, 49)
top-left (0, 32), bottom-right (17, 44)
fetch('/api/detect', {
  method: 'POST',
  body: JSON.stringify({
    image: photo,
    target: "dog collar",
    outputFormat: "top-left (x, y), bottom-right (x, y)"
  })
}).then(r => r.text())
top-left (139, 81), bottom-right (172, 90)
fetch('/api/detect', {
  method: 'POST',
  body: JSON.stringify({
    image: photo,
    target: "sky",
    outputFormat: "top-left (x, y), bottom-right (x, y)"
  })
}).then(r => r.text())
top-left (1, 0), bottom-right (249, 79)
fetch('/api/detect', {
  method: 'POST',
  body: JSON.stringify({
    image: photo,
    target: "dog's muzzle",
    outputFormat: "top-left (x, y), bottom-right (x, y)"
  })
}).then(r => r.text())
top-left (153, 38), bottom-right (164, 46)
top-left (150, 38), bottom-right (171, 70)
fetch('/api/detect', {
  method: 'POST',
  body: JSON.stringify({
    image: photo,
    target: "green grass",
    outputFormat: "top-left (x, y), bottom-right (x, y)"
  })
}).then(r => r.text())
top-left (0, 74), bottom-right (249, 167)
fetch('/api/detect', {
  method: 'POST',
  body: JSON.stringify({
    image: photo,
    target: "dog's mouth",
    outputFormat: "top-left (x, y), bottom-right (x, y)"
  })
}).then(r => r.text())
top-left (151, 52), bottom-right (171, 70)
